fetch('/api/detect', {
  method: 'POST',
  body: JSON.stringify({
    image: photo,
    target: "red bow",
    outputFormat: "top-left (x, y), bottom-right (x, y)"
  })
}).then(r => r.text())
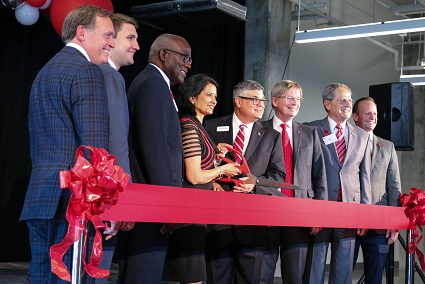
top-left (50, 146), bottom-right (130, 281)
top-left (400, 187), bottom-right (425, 270)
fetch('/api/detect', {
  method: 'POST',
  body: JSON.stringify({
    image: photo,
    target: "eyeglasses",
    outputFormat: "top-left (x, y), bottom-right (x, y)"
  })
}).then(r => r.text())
top-left (278, 95), bottom-right (303, 103)
top-left (164, 49), bottom-right (192, 64)
top-left (335, 98), bottom-right (353, 105)
top-left (238, 96), bottom-right (268, 106)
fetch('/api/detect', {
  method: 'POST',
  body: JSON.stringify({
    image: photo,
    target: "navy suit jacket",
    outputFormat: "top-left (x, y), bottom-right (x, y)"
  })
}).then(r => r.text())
top-left (20, 46), bottom-right (109, 221)
top-left (204, 114), bottom-right (285, 246)
top-left (127, 64), bottom-right (183, 187)
top-left (264, 119), bottom-right (327, 200)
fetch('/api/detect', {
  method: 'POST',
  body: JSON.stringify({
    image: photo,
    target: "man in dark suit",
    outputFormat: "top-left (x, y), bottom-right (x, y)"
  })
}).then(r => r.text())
top-left (261, 80), bottom-right (327, 284)
top-left (89, 14), bottom-right (140, 284)
top-left (305, 83), bottom-right (372, 284)
top-left (352, 97), bottom-right (401, 283)
top-left (19, 6), bottom-right (115, 283)
top-left (204, 80), bottom-right (285, 283)
top-left (118, 33), bottom-right (191, 283)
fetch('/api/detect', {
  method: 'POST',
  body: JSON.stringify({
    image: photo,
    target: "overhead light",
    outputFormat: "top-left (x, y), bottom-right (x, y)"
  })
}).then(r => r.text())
top-left (400, 74), bottom-right (425, 86)
top-left (295, 17), bottom-right (425, 43)
top-left (390, 4), bottom-right (425, 16)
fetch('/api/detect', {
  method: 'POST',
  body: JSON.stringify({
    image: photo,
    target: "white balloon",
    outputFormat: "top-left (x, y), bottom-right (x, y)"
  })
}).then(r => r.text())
top-left (38, 0), bottom-right (51, 10)
top-left (15, 3), bottom-right (40, 26)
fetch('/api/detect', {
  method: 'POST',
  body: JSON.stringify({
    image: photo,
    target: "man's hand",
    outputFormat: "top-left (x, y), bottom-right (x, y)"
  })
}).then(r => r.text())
top-left (357, 228), bottom-right (368, 236)
top-left (104, 221), bottom-right (121, 240)
top-left (120, 222), bottom-right (135, 231)
top-left (310, 227), bottom-right (322, 235)
top-left (233, 182), bottom-right (255, 193)
top-left (386, 229), bottom-right (399, 245)
top-left (160, 223), bottom-right (175, 234)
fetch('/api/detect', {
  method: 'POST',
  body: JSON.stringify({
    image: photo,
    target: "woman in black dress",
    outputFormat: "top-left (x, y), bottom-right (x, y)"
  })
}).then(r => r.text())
top-left (164, 74), bottom-right (240, 284)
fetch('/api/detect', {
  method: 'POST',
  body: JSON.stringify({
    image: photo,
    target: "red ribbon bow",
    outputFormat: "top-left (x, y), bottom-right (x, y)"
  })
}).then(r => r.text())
top-left (400, 187), bottom-right (425, 270)
top-left (50, 146), bottom-right (130, 281)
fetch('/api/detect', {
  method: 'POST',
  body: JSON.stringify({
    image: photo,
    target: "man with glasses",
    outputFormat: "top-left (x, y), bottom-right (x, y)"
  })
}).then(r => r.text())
top-left (119, 33), bottom-right (191, 283)
top-left (305, 83), bottom-right (372, 284)
top-left (204, 80), bottom-right (285, 283)
top-left (261, 80), bottom-right (327, 283)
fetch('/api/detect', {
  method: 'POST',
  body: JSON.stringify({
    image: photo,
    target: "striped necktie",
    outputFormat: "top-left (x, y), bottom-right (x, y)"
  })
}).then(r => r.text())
top-left (335, 124), bottom-right (346, 201)
top-left (233, 124), bottom-right (246, 164)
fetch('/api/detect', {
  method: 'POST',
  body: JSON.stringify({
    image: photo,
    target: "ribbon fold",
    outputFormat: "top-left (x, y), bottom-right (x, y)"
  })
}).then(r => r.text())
top-left (400, 187), bottom-right (425, 271)
top-left (50, 146), bottom-right (130, 281)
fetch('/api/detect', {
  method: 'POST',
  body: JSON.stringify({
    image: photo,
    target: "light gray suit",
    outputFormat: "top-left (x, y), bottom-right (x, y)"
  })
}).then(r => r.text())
top-left (370, 135), bottom-right (401, 206)
top-left (261, 119), bottom-right (328, 284)
top-left (304, 117), bottom-right (372, 284)
top-left (353, 135), bottom-right (401, 283)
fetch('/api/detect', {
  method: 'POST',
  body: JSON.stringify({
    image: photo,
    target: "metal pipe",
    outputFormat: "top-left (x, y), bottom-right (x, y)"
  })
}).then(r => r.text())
top-left (71, 220), bottom-right (86, 284)
top-left (406, 229), bottom-right (415, 284)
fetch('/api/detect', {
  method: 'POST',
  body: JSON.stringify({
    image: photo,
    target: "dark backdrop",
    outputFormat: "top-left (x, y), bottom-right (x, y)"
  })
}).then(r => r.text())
top-left (0, 1), bottom-right (244, 261)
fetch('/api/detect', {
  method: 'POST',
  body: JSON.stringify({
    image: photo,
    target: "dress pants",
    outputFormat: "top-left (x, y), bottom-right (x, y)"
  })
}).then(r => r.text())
top-left (26, 219), bottom-right (71, 284)
top-left (354, 230), bottom-right (389, 284)
top-left (261, 226), bottom-right (310, 284)
top-left (306, 228), bottom-right (356, 284)
top-left (206, 228), bottom-right (264, 284)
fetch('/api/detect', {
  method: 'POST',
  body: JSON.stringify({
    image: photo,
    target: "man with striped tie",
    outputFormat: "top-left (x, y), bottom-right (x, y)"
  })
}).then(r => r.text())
top-left (204, 80), bottom-right (285, 283)
top-left (305, 83), bottom-right (372, 284)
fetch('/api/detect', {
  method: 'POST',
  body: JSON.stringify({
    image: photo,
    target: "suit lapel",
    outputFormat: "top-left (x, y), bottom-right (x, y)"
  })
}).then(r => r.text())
top-left (371, 135), bottom-right (380, 169)
top-left (218, 115), bottom-right (233, 145)
top-left (244, 121), bottom-right (264, 160)
top-left (343, 122), bottom-right (356, 166)
top-left (292, 122), bottom-right (301, 168)
top-left (319, 118), bottom-right (340, 166)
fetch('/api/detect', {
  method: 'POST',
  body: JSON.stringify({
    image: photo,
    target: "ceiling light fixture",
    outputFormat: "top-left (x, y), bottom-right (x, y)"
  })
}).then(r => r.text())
top-left (400, 74), bottom-right (425, 86)
top-left (295, 17), bottom-right (425, 43)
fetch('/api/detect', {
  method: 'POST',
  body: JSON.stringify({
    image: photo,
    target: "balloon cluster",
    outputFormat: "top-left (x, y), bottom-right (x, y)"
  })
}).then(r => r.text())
top-left (3, 0), bottom-right (113, 34)
top-left (1, 0), bottom-right (51, 25)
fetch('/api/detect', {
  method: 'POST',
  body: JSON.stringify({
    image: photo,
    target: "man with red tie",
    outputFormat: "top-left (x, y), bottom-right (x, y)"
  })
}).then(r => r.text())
top-left (305, 83), bottom-right (372, 284)
top-left (204, 80), bottom-right (285, 283)
top-left (261, 80), bottom-right (327, 283)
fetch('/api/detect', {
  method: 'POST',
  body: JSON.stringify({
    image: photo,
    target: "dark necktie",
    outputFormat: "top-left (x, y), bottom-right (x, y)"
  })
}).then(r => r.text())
top-left (281, 123), bottom-right (294, 197)
top-left (233, 124), bottom-right (246, 164)
top-left (335, 124), bottom-right (346, 201)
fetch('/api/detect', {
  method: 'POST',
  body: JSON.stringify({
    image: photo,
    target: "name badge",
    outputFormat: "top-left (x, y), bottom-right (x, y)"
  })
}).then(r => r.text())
top-left (217, 126), bottom-right (229, 132)
top-left (322, 133), bottom-right (338, 145)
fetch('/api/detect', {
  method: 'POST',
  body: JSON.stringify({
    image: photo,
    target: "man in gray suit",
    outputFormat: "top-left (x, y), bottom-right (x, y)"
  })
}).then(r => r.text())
top-left (261, 80), bottom-right (327, 284)
top-left (352, 97), bottom-right (401, 283)
top-left (204, 80), bottom-right (285, 283)
top-left (305, 83), bottom-right (372, 284)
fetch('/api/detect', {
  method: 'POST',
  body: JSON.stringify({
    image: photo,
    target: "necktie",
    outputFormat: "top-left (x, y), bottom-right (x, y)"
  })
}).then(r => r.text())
top-left (170, 89), bottom-right (174, 100)
top-left (335, 124), bottom-right (346, 201)
top-left (281, 123), bottom-right (294, 197)
top-left (233, 124), bottom-right (246, 164)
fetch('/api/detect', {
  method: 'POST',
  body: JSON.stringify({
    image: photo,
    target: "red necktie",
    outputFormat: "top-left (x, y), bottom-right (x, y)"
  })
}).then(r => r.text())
top-left (281, 123), bottom-right (294, 197)
top-left (335, 124), bottom-right (346, 201)
top-left (170, 89), bottom-right (174, 100)
top-left (233, 124), bottom-right (246, 164)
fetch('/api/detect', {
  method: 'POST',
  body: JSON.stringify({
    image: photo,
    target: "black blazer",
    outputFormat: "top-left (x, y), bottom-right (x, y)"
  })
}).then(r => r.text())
top-left (204, 114), bottom-right (285, 246)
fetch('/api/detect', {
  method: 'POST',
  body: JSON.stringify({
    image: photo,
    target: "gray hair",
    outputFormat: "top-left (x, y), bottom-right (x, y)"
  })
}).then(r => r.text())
top-left (322, 83), bottom-right (351, 102)
top-left (233, 80), bottom-right (264, 99)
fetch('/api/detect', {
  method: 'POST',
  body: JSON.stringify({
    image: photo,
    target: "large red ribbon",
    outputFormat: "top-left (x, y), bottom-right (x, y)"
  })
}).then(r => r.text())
top-left (400, 187), bottom-right (425, 270)
top-left (50, 146), bottom-right (130, 281)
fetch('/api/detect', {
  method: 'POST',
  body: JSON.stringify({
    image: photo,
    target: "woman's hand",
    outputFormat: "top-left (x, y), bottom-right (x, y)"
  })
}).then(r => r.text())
top-left (216, 143), bottom-right (232, 160)
top-left (221, 163), bottom-right (241, 177)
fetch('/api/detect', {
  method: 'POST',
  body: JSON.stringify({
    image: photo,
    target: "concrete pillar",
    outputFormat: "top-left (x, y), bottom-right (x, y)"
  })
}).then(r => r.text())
top-left (244, 0), bottom-right (291, 119)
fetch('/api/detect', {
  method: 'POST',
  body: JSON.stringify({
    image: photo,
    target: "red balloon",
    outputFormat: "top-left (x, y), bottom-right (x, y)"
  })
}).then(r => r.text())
top-left (26, 0), bottom-right (47, 8)
top-left (50, 0), bottom-right (114, 36)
